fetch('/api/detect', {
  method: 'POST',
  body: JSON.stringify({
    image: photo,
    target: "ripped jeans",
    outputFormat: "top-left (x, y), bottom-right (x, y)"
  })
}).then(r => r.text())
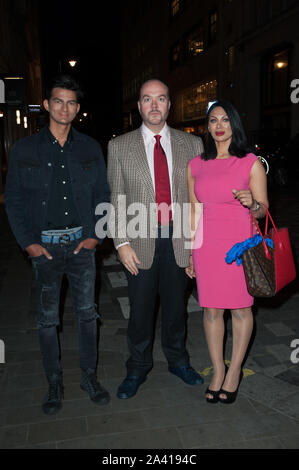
top-left (31, 242), bottom-right (99, 377)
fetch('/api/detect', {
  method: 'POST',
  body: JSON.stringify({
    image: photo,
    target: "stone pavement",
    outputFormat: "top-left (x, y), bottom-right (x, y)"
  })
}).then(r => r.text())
top-left (0, 185), bottom-right (299, 450)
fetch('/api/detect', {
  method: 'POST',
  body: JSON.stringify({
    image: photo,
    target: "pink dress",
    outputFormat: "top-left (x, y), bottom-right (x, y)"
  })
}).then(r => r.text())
top-left (190, 153), bottom-right (258, 309)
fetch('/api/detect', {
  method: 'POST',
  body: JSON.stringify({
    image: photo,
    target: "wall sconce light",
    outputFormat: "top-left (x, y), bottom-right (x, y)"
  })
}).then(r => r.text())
top-left (274, 60), bottom-right (288, 70)
top-left (274, 54), bottom-right (288, 70)
top-left (68, 60), bottom-right (77, 67)
top-left (24, 116), bottom-right (28, 129)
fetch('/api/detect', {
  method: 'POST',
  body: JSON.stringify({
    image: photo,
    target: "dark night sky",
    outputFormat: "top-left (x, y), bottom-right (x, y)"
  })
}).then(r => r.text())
top-left (38, 1), bottom-right (123, 144)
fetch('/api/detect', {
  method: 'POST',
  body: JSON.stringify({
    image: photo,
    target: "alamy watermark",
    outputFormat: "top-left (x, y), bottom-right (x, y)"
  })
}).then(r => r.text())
top-left (0, 79), bottom-right (4, 103)
top-left (0, 339), bottom-right (5, 364)
top-left (290, 79), bottom-right (299, 104)
top-left (290, 339), bottom-right (299, 364)
top-left (95, 198), bottom-right (203, 250)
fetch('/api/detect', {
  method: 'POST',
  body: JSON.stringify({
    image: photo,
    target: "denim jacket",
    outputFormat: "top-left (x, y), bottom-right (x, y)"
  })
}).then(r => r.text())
top-left (4, 126), bottom-right (110, 250)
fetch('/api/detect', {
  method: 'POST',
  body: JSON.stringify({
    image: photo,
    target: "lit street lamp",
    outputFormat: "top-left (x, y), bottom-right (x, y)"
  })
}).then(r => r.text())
top-left (58, 59), bottom-right (78, 72)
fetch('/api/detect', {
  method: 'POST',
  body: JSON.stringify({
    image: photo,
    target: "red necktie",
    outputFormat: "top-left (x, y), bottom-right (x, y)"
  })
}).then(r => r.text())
top-left (154, 135), bottom-right (172, 225)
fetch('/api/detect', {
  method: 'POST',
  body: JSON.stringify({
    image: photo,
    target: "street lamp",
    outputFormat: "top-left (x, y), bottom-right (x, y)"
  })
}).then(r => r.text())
top-left (68, 60), bottom-right (77, 68)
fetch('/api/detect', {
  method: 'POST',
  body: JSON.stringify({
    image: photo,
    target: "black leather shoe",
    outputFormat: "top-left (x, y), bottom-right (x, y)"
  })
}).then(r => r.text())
top-left (117, 375), bottom-right (146, 399)
top-left (81, 369), bottom-right (110, 405)
top-left (168, 365), bottom-right (204, 385)
top-left (42, 372), bottom-right (64, 415)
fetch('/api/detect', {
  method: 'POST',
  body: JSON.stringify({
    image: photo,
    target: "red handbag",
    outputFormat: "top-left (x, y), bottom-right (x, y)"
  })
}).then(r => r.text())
top-left (249, 207), bottom-right (296, 295)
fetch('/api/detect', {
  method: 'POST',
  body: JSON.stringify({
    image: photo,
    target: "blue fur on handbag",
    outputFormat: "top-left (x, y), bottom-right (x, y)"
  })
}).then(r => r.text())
top-left (225, 234), bottom-right (274, 266)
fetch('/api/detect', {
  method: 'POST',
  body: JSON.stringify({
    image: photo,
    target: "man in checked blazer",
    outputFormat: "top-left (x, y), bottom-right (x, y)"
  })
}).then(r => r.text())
top-left (107, 79), bottom-right (204, 399)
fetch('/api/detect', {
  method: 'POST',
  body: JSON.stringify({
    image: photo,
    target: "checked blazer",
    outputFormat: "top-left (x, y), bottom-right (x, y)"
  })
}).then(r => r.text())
top-left (107, 126), bottom-right (204, 269)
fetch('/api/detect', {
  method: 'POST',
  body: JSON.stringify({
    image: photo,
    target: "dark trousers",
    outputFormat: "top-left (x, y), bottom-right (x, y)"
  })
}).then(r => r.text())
top-left (31, 242), bottom-right (99, 378)
top-left (125, 227), bottom-right (189, 377)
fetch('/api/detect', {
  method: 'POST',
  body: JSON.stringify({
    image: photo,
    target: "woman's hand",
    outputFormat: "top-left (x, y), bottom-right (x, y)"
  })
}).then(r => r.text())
top-left (232, 189), bottom-right (254, 208)
top-left (185, 255), bottom-right (196, 279)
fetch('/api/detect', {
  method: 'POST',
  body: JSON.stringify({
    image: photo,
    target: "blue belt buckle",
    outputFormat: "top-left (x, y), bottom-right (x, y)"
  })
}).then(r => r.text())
top-left (59, 233), bottom-right (71, 244)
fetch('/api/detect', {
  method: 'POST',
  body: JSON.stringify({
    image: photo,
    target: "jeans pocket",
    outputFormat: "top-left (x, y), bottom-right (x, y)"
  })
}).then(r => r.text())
top-left (81, 247), bottom-right (96, 252)
top-left (30, 254), bottom-right (47, 262)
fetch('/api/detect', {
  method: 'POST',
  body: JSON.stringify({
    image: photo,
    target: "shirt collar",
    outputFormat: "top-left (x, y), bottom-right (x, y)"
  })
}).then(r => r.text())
top-left (141, 122), bottom-right (170, 146)
top-left (46, 126), bottom-right (73, 144)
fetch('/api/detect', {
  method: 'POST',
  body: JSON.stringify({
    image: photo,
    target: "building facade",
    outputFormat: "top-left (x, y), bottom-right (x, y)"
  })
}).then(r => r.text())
top-left (0, 0), bottom-right (43, 194)
top-left (121, 0), bottom-right (299, 149)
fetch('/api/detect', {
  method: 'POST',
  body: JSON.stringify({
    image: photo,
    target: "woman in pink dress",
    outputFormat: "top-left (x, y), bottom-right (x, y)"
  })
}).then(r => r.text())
top-left (186, 100), bottom-right (268, 404)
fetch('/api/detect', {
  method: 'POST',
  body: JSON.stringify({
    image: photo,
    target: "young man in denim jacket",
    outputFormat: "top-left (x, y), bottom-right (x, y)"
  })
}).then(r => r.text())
top-left (5, 75), bottom-right (110, 415)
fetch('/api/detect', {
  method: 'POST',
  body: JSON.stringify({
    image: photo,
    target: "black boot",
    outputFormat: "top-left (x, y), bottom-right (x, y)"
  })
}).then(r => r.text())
top-left (42, 372), bottom-right (64, 415)
top-left (80, 368), bottom-right (110, 405)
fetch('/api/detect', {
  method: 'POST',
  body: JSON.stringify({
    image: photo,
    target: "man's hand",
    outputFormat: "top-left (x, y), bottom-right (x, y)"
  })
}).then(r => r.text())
top-left (185, 256), bottom-right (196, 279)
top-left (118, 245), bottom-right (140, 275)
top-left (26, 244), bottom-right (52, 259)
top-left (74, 238), bottom-right (98, 254)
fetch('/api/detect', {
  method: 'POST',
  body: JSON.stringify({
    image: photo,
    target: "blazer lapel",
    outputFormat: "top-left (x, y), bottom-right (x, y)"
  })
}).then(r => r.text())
top-left (170, 128), bottom-right (186, 203)
top-left (129, 129), bottom-right (155, 200)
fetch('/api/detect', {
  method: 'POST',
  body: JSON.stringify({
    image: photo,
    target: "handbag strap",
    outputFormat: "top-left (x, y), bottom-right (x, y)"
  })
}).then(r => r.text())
top-left (250, 211), bottom-right (263, 237)
top-left (264, 207), bottom-right (278, 236)
top-left (250, 206), bottom-right (272, 260)
top-left (250, 204), bottom-right (278, 236)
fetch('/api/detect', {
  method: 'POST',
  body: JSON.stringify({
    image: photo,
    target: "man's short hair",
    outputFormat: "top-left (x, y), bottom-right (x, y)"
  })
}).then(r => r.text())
top-left (45, 74), bottom-right (84, 103)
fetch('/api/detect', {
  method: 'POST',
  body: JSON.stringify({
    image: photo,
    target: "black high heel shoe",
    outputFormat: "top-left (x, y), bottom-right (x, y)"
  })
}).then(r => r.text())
top-left (205, 365), bottom-right (228, 404)
top-left (205, 387), bottom-right (220, 403)
top-left (219, 370), bottom-right (243, 405)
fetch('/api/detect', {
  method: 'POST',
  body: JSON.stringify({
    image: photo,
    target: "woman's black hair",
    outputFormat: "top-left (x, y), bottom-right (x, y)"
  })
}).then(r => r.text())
top-left (201, 99), bottom-right (254, 160)
top-left (45, 74), bottom-right (84, 103)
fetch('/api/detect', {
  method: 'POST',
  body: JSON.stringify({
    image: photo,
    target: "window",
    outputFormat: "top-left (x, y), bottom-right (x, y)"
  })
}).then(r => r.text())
top-left (170, 0), bottom-right (180, 17)
top-left (170, 42), bottom-right (181, 69)
top-left (225, 45), bottom-right (235, 72)
top-left (174, 80), bottom-right (217, 122)
top-left (186, 25), bottom-right (204, 59)
top-left (261, 48), bottom-right (292, 146)
top-left (183, 127), bottom-right (195, 134)
top-left (209, 10), bottom-right (218, 44)
top-left (263, 49), bottom-right (291, 107)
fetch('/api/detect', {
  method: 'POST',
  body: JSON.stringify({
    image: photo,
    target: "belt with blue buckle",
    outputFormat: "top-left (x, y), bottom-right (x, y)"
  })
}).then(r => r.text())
top-left (41, 229), bottom-right (83, 245)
